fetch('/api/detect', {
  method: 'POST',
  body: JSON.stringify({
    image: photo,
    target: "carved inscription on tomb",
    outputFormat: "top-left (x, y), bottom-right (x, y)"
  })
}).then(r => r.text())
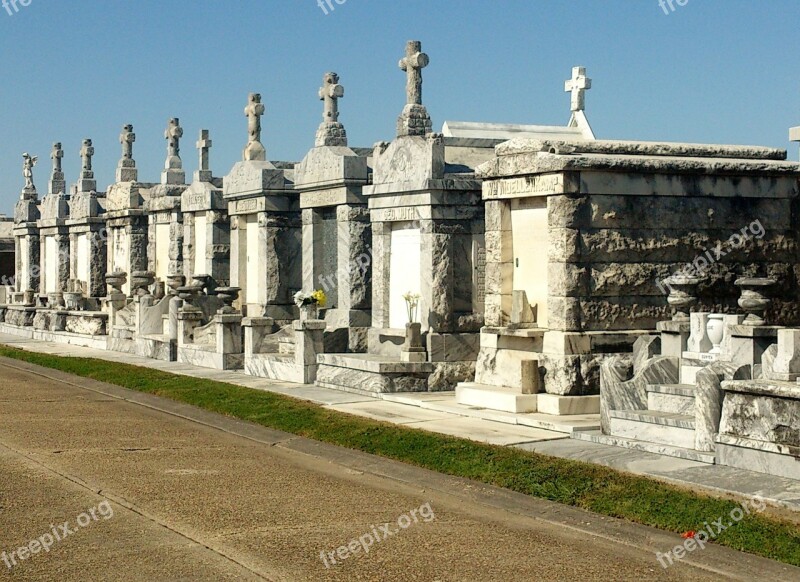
top-left (483, 174), bottom-right (566, 199)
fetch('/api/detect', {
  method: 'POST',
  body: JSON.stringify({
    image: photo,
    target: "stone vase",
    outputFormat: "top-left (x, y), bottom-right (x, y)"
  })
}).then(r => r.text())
top-left (706, 314), bottom-right (725, 354)
top-left (735, 277), bottom-right (775, 326)
top-left (300, 303), bottom-right (319, 321)
top-left (105, 271), bottom-right (127, 295)
top-left (215, 287), bottom-right (241, 314)
top-left (63, 291), bottom-right (83, 312)
top-left (131, 271), bottom-right (156, 297)
top-left (403, 322), bottom-right (424, 351)
top-left (665, 275), bottom-right (702, 321)
top-left (167, 274), bottom-right (186, 296)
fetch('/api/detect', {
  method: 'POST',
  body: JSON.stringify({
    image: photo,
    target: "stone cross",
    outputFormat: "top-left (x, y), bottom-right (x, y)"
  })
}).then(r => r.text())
top-left (197, 129), bottom-right (212, 171)
top-left (165, 118), bottom-right (183, 160)
top-left (80, 139), bottom-right (94, 174)
top-left (50, 142), bottom-right (63, 173)
top-left (120, 124), bottom-right (135, 160)
top-left (319, 72), bottom-right (344, 123)
top-left (399, 40), bottom-right (429, 106)
top-left (791, 126), bottom-right (800, 160)
top-left (565, 66), bottom-right (592, 112)
top-left (195, 129), bottom-right (213, 183)
top-left (243, 93), bottom-right (266, 161)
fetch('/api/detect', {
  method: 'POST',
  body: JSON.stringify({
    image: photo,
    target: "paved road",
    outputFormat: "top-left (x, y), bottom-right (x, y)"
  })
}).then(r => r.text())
top-left (0, 358), bottom-right (793, 581)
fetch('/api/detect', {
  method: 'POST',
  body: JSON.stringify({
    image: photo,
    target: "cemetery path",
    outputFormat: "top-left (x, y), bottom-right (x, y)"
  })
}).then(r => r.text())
top-left (0, 358), bottom-right (785, 582)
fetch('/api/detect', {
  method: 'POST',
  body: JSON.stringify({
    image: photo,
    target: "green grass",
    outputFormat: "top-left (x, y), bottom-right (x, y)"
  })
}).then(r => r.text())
top-left (2, 345), bottom-right (799, 567)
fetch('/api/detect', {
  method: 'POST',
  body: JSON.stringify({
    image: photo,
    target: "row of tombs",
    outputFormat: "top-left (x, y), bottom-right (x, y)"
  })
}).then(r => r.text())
top-left (3, 41), bottom-right (800, 480)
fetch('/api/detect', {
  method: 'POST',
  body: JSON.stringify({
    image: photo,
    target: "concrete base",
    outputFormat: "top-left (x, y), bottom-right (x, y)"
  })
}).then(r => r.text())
top-left (608, 410), bottom-right (696, 449)
top-left (455, 382), bottom-right (537, 413)
top-left (0, 322), bottom-right (109, 350)
top-left (316, 353), bottom-right (433, 394)
top-left (716, 437), bottom-right (800, 480)
top-left (537, 394), bottom-right (600, 415)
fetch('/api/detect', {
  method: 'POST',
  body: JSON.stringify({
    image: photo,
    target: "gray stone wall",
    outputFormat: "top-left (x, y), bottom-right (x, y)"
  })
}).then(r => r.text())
top-left (547, 191), bottom-right (800, 332)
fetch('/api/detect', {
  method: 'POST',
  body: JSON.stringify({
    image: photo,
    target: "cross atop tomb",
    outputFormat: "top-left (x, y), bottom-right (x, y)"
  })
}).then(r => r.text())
top-left (319, 72), bottom-right (344, 123)
top-left (117, 124), bottom-right (138, 182)
top-left (399, 40), bottom-right (429, 106)
top-left (165, 118), bottom-right (183, 162)
top-left (162, 118), bottom-right (185, 185)
top-left (120, 124), bottom-right (135, 161)
top-left (315, 73), bottom-right (348, 147)
top-left (80, 139), bottom-right (94, 176)
top-left (49, 142), bottom-right (65, 195)
top-left (396, 40), bottom-right (433, 137)
top-left (51, 142), bottom-right (63, 174)
top-left (791, 126), bottom-right (800, 160)
top-left (243, 93), bottom-right (267, 161)
top-left (565, 66), bottom-right (592, 113)
top-left (195, 129), bottom-right (213, 183)
top-left (77, 139), bottom-right (97, 193)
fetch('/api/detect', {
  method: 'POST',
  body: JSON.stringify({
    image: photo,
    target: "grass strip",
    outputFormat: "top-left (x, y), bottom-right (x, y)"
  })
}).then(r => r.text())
top-left (1, 345), bottom-right (798, 567)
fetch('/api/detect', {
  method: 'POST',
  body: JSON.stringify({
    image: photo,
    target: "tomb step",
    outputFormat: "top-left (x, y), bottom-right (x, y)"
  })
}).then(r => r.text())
top-left (646, 383), bottom-right (696, 415)
top-left (608, 409), bottom-right (696, 449)
top-left (455, 383), bottom-right (537, 414)
top-left (572, 430), bottom-right (715, 464)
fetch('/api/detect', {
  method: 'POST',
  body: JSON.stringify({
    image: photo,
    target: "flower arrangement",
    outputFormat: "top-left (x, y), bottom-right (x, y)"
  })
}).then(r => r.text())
top-left (294, 289), bottom-right (327, 308)
top-left (402, 291), bottom-right (421, 323)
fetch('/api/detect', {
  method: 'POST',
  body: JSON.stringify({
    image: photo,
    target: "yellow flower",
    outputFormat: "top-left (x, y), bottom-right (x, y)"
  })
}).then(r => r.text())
top-left (311, 289), bottom-right (327, 307)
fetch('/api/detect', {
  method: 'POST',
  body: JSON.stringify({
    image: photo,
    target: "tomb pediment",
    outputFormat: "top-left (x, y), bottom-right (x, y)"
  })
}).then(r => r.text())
top-left (105, 182), bottom-right (145, 212)
top-left (69, 190), bottom-right (103, 221)
top-left (39, 192), bottom-right (70, 221)
top-left (294, 146), bottom-right (368, 189)
top-left (182, 180), bottom-right (224, 212)
top-left (223, 160), bottom-right (287, 199)
top-left (14, 198), bottom-right (39, 224)
top-left (372, 135), bottom-right (445, 186)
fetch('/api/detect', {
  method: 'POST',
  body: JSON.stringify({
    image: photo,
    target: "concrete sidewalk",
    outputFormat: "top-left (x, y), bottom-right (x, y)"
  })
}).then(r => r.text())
top-left (2, 357), bottom-right (798, 581)
top-left (2, 332), bottom-right (800, 515)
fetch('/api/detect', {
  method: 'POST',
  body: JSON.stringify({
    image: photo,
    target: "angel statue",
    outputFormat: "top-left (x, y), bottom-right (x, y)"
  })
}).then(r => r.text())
top-left (22, 153), bottom-right (38, 190)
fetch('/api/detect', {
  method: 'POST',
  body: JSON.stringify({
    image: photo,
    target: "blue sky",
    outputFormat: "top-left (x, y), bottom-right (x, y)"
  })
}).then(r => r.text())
top-left (1, 0), bottom-right (799, 212)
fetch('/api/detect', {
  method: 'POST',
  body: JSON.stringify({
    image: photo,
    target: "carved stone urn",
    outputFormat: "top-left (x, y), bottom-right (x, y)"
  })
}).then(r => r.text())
top-left (299, 303), bottom-right (319, 321)
top-left (191, 274), bottom-right (214, 295)
top-left (105, 271), bottom-right (127, 295)
top-left (177, 285), bottom-right (203, 311)
top-left (735, 277), bottom-right (775, 326)
top-left (166, 274), bottom-right (186, 296)
top-left (47, 292), bottom-right (65, 309)
top-left (130, 271), bottom-right (156, 297)
top-left (665, 275), bottom-right (702, 321)
top-left (215, 287), bottom-right (241, 314)
top-left (63, 291), bottom-right (83, 311)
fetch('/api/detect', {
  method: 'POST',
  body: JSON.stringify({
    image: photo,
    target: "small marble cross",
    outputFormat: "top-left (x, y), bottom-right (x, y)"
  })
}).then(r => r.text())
top-left (120, 124), bottom-right (135, 160)
top-left (319, 72), bottom-right (344, 123)
top-left (243, 93), bottom-right (266, 161)
top-left (50, 142), bottom-right (63, 173)
top-left (197, 129), bottom-right (212, 172)
top-left (399, 40), bottom-right (429, 106)
top-left (245, 93), bottom-right (265, 144)
top-left (80, 139), bottom-right (94, 173)
top-left (791, 126), bottom-right (800, 160)
top-left (565, 66), bottom-right (592, 113)
top-left (165, 118), bottom-right (183, 159)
